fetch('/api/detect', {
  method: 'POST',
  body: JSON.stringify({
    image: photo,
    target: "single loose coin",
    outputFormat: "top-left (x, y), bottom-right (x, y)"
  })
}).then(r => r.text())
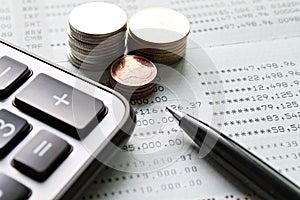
top-left (128, 7), bottom-right (190, 44)
top-left (68, 2), bottom-right (127, 36)
top-left (110, 55), bottom-right (157, 87)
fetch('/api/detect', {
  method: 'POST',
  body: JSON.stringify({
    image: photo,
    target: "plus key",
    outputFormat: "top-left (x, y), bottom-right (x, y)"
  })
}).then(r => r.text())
top-left (14, 74), bottom-right (107, 139)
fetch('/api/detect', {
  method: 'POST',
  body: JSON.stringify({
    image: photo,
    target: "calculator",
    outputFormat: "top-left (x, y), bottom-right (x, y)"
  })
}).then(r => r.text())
top-left (0, 39), bottom-right (135, 199)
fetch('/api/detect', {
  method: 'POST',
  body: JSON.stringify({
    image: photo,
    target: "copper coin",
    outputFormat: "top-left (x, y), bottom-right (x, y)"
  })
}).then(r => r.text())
top-left (109, 76), bottom-right (156, 90)
top-left (109, 76), bottom-right (156, 99)
top-left (110, 55), bottom-right (157, 87)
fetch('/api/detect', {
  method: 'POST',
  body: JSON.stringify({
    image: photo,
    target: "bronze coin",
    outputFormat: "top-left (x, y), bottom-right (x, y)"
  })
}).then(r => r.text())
top-left (110, 55), bottom-right (157, 87)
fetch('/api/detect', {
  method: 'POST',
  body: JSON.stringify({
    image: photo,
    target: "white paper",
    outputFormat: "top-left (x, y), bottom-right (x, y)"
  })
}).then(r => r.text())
top-left (1, 0), bottom-right (300, 199)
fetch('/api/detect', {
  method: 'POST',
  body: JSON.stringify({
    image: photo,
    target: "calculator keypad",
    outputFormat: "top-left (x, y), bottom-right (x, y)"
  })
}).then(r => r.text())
top-left (0, 38), bottom-right (134, 199)
top-left (14, 74), bottom-right (107, 139)
top-left (0, 173), bottom-right (31, 200)
top-left (0, 56), bottom-right (30, 100)
top-left (0, 109), bottom-right (30, 159)
top-left (12, 130), bottom-right (72, 182)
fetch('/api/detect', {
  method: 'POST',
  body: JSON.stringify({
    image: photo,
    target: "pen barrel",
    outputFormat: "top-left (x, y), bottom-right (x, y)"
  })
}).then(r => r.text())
top-left (180, 115), bottom-right (300, 200)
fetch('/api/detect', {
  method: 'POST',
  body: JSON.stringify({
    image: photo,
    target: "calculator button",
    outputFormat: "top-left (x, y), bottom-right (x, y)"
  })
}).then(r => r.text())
top-left (0, 56), bottom-right (30, 100)
top-left (0, 109), bottom-right (30, 159)
top-left (0, 173), bottom-right (31, 200)
top-left (14, 74), bottom-right (107, 139)
top-left (12, 130), bottom-right (72, 182)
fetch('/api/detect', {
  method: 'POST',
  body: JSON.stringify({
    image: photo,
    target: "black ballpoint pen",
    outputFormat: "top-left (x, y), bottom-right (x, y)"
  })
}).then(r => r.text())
top-left (166, 107), bottom-right (300, 200)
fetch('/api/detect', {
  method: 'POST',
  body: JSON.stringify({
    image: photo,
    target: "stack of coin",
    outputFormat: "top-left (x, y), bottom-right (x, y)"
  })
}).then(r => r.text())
top-left (127, 7), bottom-right (190, 65)
top-left (67, 2), bottom-right (127, 70)
top-left (109, 55), bottom-right (157, 99)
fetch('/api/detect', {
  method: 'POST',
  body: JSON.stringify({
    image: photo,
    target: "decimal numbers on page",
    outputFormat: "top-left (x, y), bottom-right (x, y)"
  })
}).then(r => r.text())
top-left (198, 60), bottom-right (300, 137)
top-left (172, 0), bottom-right (300, 34)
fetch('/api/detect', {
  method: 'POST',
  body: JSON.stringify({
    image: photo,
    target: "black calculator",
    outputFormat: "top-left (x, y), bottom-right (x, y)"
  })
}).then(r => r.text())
top-left (0, 39), bottom-right (135, 200)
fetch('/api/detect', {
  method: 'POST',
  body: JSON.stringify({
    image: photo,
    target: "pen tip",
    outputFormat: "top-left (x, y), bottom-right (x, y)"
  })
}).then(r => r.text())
top-left (165, 106), bottom-right (175, 115)
top-left (165, 106), bottom-right (172, 112)
top-left (165, 106), bottom-right (185, 122)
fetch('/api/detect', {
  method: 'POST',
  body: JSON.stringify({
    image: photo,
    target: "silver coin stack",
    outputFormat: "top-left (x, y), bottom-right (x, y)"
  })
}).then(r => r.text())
top-left (127, 7), bottom-right (190, 65)
top-left (67, 2), bottom-right (127, 70)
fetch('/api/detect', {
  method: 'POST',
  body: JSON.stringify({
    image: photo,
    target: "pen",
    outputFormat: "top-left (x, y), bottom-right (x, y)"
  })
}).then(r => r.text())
top-left (166, 107), bottom-right (300, 200)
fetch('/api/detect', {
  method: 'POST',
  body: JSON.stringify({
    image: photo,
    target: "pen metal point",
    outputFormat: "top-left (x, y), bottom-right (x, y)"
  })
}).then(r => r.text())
top-left (166, 107), bottom-right (185, 124)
